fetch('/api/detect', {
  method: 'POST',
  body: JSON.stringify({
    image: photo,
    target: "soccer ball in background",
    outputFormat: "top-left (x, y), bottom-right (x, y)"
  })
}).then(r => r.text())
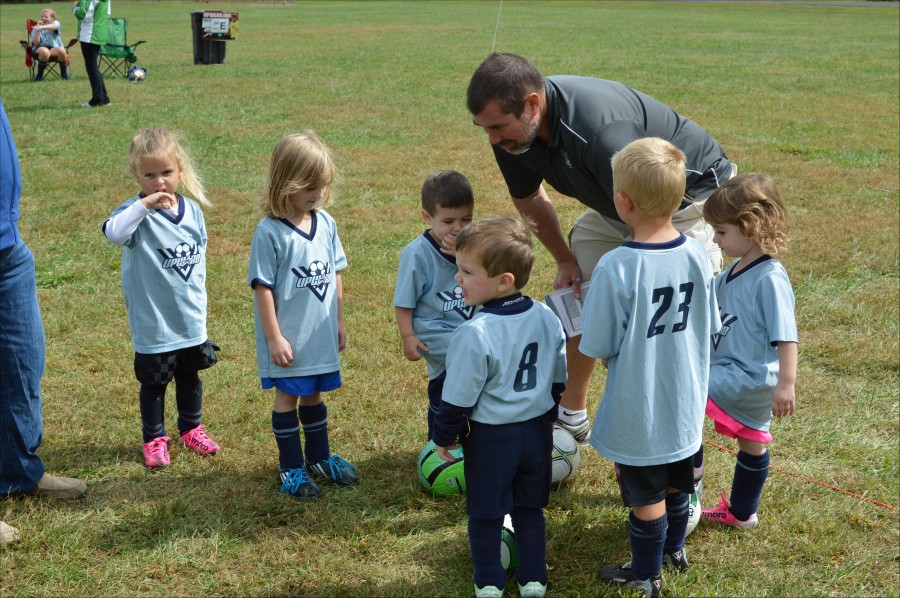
top-left (685, 490), bottom-right (702, 537)
top-left (128, 66), bottom-right (147, 82)
top-left (551, 425), bottom-right (581, 485)
top-left (500, 514), bottom-right (518, 573)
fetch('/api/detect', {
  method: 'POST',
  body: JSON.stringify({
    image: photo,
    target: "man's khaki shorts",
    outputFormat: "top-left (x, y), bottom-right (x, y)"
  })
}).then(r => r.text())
top-left (570, 164), bottom-right (737, 281)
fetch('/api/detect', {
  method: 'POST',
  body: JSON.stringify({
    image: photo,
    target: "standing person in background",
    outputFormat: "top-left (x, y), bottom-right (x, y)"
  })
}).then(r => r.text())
top-left (72, 0), bottom-right (110, 108)
top-left (1, 101), bottom-right (88, 545)
top-left (29, 8), bottom-right (71, 81)
top-left (466, 53), bottom-right (732, 444)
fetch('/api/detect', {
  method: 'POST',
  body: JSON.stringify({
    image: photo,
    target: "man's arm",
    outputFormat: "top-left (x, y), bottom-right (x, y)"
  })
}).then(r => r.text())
top-left (511, 184), bottom-right (583, 297)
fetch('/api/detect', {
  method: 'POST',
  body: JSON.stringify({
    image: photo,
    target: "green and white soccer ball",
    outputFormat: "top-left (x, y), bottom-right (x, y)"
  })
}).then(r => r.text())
top-left (686, 490), bottom-right (701, 536)
top-left (417, 440), bottom-right (465, 496)
top-left (500, 514), bottom-right (518, 573)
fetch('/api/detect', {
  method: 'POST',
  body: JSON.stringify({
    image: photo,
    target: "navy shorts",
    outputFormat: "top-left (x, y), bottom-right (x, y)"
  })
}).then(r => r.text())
top-left (134, 340), bottom-right (219, 385)
top-left (427, 371), bottom-right (446, 406)
top-left (462, 415), bottom-right (553, 519)
top-left (261, 371), bottom-right (342, 397)
top-left (615, 456), bottom-right (694, 507)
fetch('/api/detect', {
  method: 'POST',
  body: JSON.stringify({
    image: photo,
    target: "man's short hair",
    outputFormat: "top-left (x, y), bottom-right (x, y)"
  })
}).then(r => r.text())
top-left (421, 170), bottom-right (474, 214)
top-left (455, 217), bottom-right (534, 289)
top-left (611, 137), bottom-right (687, 217)
top-left (466, 53), bottom-right (546, 117)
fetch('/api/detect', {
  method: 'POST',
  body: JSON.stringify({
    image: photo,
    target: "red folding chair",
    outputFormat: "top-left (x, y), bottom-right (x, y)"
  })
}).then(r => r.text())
top-left (20, 19), bottom-right (78, 81)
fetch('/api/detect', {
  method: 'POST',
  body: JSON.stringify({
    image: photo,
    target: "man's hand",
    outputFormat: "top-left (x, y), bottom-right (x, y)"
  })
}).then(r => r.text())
top-left (554, 258), bottom-right (584, 299)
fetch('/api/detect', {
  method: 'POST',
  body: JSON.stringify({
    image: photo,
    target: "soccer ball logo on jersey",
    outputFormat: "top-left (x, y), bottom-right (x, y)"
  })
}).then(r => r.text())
top-left (435, 285), bottom-right (476, 320)
top-left (711, 311), bottom-right (738, 350)
top-left (292, 260), bottom-right (332, 302)
top-left (157, 242), bottom-right (201, 282)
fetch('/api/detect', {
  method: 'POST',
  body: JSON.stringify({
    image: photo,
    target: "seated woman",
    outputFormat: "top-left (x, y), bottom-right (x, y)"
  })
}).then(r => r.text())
top-left (30, 8), bottom-right (70, 81)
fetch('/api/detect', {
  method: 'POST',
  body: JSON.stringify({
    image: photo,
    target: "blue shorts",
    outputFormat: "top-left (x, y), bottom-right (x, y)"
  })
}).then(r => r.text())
top-left (462, 415), bottom-right (553, 519)
top-left (261, 371), bottom-right (342, 397)
top-left (615, 456), bottom-right (694, 507)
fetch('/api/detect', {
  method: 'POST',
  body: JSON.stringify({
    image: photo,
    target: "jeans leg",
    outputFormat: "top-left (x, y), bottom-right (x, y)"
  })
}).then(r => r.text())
top-left (80, 42), bottom-right (108, 105)
top-left (0, 240), bottom-right (46, 494)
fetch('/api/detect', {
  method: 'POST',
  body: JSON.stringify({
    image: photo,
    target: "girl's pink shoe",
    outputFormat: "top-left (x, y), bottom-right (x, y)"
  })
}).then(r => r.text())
top-left (180, 424), bottom-right (220, 456)
top-left (701, 492), bottom-right (759, 529)
top-left (143, 436), bottom-right (171, 467)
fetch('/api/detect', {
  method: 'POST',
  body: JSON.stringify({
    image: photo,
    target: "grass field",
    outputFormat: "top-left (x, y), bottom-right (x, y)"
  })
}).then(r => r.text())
top-left (1, 1), bottom-right (898, 596)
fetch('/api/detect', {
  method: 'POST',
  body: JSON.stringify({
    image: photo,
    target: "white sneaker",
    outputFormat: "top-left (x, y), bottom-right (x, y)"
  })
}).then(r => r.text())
top-left (1, 521), bottom-right (20, 544)
top-left (474, 584), bottom-right (503, 597)
top-left (556, 418), bottom-right (591, 443)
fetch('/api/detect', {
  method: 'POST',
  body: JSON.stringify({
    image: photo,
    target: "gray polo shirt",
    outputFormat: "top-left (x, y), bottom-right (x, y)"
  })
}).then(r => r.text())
top-left (493, 75), bottom-right (731, 222)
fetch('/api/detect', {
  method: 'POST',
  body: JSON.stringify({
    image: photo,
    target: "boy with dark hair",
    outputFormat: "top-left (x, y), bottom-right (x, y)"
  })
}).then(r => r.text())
top-left (580, 138), bottom-right (720, 598)
top-left (394, 170), bottom-right (476, 439)
top-left (433, 217), bottom-right (567, 598)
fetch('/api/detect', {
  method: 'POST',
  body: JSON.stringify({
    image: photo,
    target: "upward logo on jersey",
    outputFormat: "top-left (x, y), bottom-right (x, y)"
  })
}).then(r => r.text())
top-left (435, 285), bottom-right (476, 320)
top-left (292, 260), bottom-right (332, 302)
top-left (711, 312), bottom-right (738, 350)
top-left (157, 243), bottom-right (201, 282)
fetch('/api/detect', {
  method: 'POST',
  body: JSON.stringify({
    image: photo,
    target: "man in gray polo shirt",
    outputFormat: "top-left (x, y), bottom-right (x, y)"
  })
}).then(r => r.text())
top-left (466, 53), bottom-right (732, 443)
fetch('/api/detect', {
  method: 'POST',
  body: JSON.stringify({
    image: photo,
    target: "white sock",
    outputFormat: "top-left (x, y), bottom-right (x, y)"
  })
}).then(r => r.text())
top-left (557, 407), bottom-right (587, 425)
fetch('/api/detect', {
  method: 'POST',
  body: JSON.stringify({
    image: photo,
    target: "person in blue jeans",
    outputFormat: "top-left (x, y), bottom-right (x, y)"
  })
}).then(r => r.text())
top-left (0, 100), bottom-right (88, 545)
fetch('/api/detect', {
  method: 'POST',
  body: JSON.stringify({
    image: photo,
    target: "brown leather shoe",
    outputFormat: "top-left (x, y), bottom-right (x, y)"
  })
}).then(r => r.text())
top-left (1, 521), bottom-right (20, 544)
top-left (33, 473), bottom-right (88, 500)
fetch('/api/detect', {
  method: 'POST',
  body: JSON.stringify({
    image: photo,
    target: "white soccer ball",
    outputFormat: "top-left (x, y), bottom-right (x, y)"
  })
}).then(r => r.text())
top-left (551, 425), bottom-right (581, 485)
top-left (685, 491), bottom-right (701, 537)
top-left (174, 243), bottom-right (191, 258)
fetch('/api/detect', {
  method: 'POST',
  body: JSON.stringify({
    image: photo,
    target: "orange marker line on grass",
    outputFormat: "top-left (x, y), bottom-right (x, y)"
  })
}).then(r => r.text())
top-left (707, 440), bottom-right (897, 512)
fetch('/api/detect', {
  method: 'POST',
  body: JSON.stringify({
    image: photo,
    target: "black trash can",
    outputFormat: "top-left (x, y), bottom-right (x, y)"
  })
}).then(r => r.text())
top-left (191, 10), bottom-right (226, 65)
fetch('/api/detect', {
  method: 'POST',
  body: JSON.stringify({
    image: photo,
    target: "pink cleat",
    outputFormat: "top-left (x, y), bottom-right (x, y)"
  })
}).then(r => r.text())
top-left (143, 436), bottom-right (171, 467)
top-left (701, 492), bottom-right (759, 529)
top-left (180, 424), bottom-right (220, 456)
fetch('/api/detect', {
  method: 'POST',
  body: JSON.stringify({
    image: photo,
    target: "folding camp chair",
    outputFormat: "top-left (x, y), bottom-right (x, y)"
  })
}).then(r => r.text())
top-left (19, 19), bottom-right (78, 81)
top-left (99, 18), bottom-right (145, 78)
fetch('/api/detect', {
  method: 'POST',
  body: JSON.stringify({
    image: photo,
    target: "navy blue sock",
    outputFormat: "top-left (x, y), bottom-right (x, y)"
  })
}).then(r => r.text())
top-left (469, 517), bottom-right (506, 590)
top-left (272, 410), bottom-right (303, 470)
top-left (299, 402), bottom-right (330, 464)
top-left (629, 512), bottom-right (666, 580)
top-left (174, 370), bottom-right (202, 435)
top-left (663, 492), bottom-right (690, 553)
top-left (512, 506), bottom-right (547, 586)
top-left (139, 383), bottom-right (167, 442)
top-left (730, 450), bottom-right (769, 521)
top-left (426, 373), bottom-right (445, 441)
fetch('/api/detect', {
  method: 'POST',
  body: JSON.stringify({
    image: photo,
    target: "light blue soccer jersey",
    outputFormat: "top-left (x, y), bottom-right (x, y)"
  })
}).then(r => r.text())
top-left (580, 235), bottom-right (720, 466)
top-left (110, 194), bottom-right (208, 354)
top-left (393, 231), bottom-right (477, 378)
top-left (442, 294), bottom-right (567, 425)
top-left (709, 256), bottom-right (798, 431)
top-left (248, 211), bottom-right (347, 378)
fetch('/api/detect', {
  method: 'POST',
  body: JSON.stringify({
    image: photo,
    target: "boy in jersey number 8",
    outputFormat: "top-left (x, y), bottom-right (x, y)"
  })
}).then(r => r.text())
top-left (579, 138), bottom-right (720, 598)
top-left (433, 217), bottom-right (567, 598)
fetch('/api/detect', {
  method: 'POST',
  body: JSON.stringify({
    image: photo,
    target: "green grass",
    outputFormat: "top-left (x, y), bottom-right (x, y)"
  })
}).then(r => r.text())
top-left (1, 1), bottom-right (898, 596)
